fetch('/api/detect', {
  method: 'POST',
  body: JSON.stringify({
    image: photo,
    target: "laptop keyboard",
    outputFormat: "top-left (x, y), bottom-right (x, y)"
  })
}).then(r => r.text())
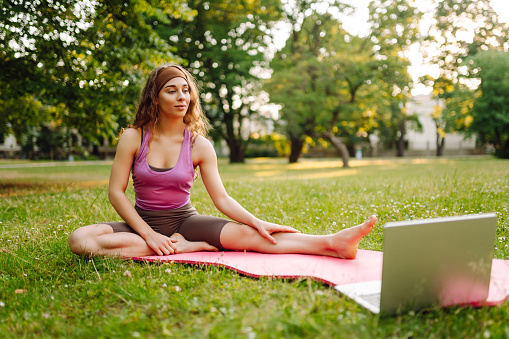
top-left (359, 292), bottom-right (381, 308)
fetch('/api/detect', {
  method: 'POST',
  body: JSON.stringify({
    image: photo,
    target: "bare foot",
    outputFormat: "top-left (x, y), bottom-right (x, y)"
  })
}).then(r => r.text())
top-left (169, 233), bottom-right (218, 254)
top-left (328, 215), bottom-right (377, 259)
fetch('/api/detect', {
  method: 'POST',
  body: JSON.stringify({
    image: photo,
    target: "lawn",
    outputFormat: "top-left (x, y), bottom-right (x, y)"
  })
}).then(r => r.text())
top-left (0, 156), bottom-right (508, 338)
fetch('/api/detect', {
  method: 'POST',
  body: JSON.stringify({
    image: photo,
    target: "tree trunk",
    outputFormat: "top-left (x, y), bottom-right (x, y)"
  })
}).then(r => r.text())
top-left (223, 110), bottom-right (245, 163)
top-left (27, 145), bottom-right (35, 160)
top-left (396, 118), bottom-right (406, 157)
top-left (436, 134), bottom-right (445, 156)
top-left (289, 136), bottom-right (304, 163)
top-left (228, 138), bottom-right (245, 163)
top-left (497, 136), bottom-right (509, 158)
top-left (67, 134), bottom-right (73, 160)
top-left (326, 134), bottom-right (350, 168)
top-left (396, 136), bottom-right (405, 157)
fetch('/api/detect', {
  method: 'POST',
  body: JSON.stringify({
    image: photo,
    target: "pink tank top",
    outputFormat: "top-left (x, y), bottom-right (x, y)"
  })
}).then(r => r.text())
top-left (132, 126), bottom-right (194, 210)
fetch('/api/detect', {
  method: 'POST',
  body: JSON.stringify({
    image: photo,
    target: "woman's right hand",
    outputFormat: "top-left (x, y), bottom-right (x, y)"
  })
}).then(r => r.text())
top-left (144, 231), bottom-right (178, 255)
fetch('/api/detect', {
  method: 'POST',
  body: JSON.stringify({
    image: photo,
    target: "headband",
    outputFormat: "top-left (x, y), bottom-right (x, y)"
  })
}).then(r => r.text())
top-left (155, 66), bottom-right (188, 94)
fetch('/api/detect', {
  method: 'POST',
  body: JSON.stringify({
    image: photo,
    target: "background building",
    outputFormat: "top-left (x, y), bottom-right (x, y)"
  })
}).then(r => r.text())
top-left (369, 94), bottom-right (481, 157)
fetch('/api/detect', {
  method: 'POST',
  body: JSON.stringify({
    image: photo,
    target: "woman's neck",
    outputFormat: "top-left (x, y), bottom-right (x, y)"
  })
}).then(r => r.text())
top-left (154, 116), bottom-right (185, 136)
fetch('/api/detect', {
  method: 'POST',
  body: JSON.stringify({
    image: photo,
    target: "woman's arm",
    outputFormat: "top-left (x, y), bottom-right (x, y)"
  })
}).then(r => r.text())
top-left (194, 136), bottom-right (299, 244)
top-left (108, 128), bottom-right (177, 255)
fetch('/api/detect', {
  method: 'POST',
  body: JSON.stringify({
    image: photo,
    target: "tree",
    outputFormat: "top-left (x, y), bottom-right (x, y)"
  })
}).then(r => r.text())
top-left (422, 0), bottom-right (509, 156)
top-left (0, 0), bottom-right (189, 158)
top-left (66, 0), bottom-right (187, 146)
top-left (267, 8), bottom-right (344, 163)
top-left (423, 77), bottom-right (474, 156)
top-left (157, 0), bottom-right (283, 163)
top-left (467, 49), bottom-right (509, 158)
top-left (266, 0), bottom-right (420, 165)
top-left (265, 0), bottom-right (358, 164)
top-left (319, 33), bottom-right (387, 165)
top-left (366, 0), bottom-right (421, 157)
top-left (0, 0), bottom-right (88, 143)
top-left (375, 90), bottom-right (422, 157)
top-left (265, 57), bottom-right (321, 163)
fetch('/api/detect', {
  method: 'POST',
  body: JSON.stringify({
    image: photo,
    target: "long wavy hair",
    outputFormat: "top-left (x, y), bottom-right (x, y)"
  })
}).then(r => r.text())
top-left (129, 64), bottom-right (210, 140)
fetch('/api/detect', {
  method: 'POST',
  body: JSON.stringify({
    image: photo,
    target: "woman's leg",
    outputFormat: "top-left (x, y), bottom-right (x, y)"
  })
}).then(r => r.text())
top-left (68, 224), bottom-right (217, 257)
top-left (219, 215), bottom-right (377, 259)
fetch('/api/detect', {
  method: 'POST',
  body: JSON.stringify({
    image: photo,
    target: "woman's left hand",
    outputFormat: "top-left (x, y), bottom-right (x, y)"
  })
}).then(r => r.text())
top-left (254, 221), bottom-right (300, 244)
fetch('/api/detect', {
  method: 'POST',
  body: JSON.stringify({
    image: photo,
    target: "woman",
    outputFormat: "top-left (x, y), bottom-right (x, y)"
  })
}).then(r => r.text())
top-left (68, 65), bottom-right (377, 258)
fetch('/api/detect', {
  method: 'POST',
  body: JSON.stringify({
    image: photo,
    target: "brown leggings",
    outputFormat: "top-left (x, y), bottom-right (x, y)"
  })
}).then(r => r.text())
top-left (104, 202), bottom-right (229, 250)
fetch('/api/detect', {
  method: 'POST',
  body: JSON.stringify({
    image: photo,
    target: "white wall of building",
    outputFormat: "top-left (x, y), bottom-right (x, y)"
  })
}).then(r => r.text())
top-left (405, 94), bottom-right (476, 153)
top-left (0, 134), bottom-right (21, 156)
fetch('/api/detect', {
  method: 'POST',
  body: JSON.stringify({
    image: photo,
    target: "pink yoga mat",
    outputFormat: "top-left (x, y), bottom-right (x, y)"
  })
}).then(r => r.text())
top-left (132, 249), bottom-right (509, 306)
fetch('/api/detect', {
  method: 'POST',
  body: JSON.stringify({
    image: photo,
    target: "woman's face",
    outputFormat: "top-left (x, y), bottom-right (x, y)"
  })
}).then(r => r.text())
top-left (157, 77), bottom-right (191, 118)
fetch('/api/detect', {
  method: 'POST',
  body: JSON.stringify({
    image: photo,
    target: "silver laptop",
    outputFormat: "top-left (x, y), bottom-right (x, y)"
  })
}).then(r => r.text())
top-left (336, 213), bottom-right (498, 315)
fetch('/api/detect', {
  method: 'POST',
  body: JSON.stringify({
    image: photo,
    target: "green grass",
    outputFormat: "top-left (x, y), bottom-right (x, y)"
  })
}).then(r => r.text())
top-left (0, 156), bottom-right (508, 338)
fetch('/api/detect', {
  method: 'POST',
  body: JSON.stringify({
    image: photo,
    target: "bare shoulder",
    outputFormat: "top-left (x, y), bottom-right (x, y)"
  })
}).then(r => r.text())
top-left (193, 135), bottom-right (216, 163)
top-left (117, 127), bottom-right (142, 154)
top-left (119, 127), bottom-right (141, 142)
top-left (193, 135), bottom-right (214, 149)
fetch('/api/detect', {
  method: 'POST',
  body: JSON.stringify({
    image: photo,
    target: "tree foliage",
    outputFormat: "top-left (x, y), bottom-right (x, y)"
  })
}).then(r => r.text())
top-left (422, 0), bottom-right (509, 155)
top-left (0, 0), bottom-right (88, 142)
top-left (366, 0), bottom-right (421, 157)
top-left (0, 0), bottom-right (189, 157)
top-left (467, 49), bottom-right (509, 158)
top-left (266, 0), bottom-right (420, 165)
top-left (423, 77), bottom-right (475, 156)
top-left (156, 0), bottom-right (283, 163)
top-left (267, 8), bottom-right (346, 163)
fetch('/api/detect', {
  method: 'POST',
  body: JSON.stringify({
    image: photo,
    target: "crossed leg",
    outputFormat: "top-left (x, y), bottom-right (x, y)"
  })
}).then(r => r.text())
top-left (68, 224), bottom-right (217, 258)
